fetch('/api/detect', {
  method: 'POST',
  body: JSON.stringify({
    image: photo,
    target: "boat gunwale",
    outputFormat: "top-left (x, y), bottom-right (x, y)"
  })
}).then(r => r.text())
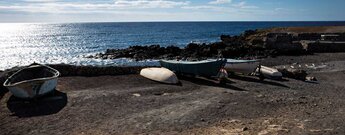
top-left (3, 65), bottom-right (60, 87)
top-left (226, 59), bottom-right (260, 64)
top-left (160, 59), bottom-right (226, 64)
top-left (226, 61), bottom-right (259, 64)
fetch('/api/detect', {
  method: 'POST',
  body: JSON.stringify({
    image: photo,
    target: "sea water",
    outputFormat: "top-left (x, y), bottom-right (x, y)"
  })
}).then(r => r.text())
top-left (1, 21), bottom-right (345, 70)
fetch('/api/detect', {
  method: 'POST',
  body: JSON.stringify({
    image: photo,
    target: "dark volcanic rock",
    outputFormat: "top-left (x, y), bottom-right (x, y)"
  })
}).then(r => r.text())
top-left (86, 30), bottom-right (345, 61)
top-left (91, 34), bottom-right (268, 61)
top-left (243, 29), bottom-right (258, 37)
top-left (100, 45), bottom-right (182, 60)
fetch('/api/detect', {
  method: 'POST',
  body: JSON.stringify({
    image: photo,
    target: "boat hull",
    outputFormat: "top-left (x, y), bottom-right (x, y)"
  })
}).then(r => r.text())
top-left (6, 79), bottom-right (58, 98)
top-left (225, 59), bottom-right (259, 74)
top-left (3, 64), bottom-right (60, 99)
top-left (140, 68), bottom-right (179, 84)
top-left (160, 59), bottom-right (226, 77)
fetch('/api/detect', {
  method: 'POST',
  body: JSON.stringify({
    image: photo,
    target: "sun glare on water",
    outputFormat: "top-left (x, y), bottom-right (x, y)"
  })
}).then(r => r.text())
top-left (0, 23), bottom-right (29, 33)
top-left (0, 23), bottom-right (44, 69)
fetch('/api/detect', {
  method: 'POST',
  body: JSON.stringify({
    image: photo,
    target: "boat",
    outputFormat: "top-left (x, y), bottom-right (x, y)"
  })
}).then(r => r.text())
top-left (257, 66), bottom-right (282, 80)
top-left (140, 68), bottom-right (179, 84)
top-left (160, 59), bottom-right (226, 77)
top-left (3, 64), bottom-right (60, 99)
top-left (224, 59), bottom-right (260, 74)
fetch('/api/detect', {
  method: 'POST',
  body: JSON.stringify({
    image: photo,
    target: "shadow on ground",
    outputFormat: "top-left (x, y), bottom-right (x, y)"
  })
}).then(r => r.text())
top-left (179, 76), bottom-right (247, 91)
top-left (7, 90), bottom-right (67, 118)
top-left (229, 75), bottom-right (290, 88)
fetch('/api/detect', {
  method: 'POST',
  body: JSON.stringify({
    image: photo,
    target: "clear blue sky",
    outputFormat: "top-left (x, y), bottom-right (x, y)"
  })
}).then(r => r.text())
top-left (1, 0), bottom-right (344, 22)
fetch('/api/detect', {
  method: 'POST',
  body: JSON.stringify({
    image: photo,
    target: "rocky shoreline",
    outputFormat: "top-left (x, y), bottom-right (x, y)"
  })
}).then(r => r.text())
top-left (86, 26), bottom-right (345, 61)
top-left (86, 30), bottom-right (274, 60)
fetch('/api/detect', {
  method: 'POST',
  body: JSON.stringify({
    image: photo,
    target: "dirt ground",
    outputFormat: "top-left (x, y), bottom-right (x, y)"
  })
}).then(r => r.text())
top-left (1, 53), bottom-right (345, 135)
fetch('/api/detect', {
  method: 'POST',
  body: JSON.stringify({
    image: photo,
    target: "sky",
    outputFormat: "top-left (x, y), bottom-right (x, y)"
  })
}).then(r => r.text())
top-left (0, 0), bottom-right (345, 23)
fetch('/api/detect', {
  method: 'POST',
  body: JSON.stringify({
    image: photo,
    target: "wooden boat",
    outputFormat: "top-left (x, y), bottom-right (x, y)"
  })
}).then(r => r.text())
top-left (257, 66), bottom-right (282, 80)
top-left (140, 68), bottom-right (179, 84)
top-left (224, 59), bottom-right (259, 74)
top-left (3, 64), bottom-right (60, 99)
top-left (160, 59), bottom-right (226, 77)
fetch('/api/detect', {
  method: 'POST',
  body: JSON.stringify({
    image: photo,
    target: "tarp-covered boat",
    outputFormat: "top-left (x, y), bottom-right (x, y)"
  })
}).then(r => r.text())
top-left (160, 59), bottom-right (226, 77)
top-left (257, 66), bottom-right (283, 80)
top-left (3, 64), bottom-right (60, 99)
top-left (225, 59), bottom-right (259, 74)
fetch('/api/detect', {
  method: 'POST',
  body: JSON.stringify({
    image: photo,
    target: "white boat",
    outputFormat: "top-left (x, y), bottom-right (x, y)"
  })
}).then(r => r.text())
top-left (224, 59), bottom-right (259, 74)
top-left (140, 68), bottom-right (179, 84)
top-left (3, 64), bottom-right (60, 99)
top-left (257, 66), bottom-right (282, 80)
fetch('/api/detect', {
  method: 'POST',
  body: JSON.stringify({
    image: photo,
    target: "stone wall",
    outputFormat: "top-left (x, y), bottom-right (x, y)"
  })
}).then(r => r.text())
top-left (305, 42), bottom-right (345, 53)
top-left (264, 32), bottom-right (345, 54)
top-left (266, 42), bottom-right (305, 55)
top-left (0, 64), bottom-right (148, 92)
top-left (295, 33), bottom-right (321, 41)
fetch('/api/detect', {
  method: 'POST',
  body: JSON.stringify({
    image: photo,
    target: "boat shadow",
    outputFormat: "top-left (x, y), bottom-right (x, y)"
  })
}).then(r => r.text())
top-left (229, 75), bottom-right (290, 88)
top-left (179, 76), bottom-right (247, 91)
top-left (6, 90), bottom-right (67, 118)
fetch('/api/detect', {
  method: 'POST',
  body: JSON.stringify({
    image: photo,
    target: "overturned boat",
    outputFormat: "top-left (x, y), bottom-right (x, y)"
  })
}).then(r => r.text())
top-left (140, 68), bottom-right (179, 84)
top-left (224, 59), bottom-right (260, 74)
top-left (160, 59), bottom-right (226, 77)
top-left (3, 64), bottom-right (60, 99)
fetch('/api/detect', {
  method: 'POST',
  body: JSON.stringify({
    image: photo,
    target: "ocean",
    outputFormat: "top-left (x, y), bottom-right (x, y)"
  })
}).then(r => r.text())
top-left (1, 21), bottom-right (345, 70)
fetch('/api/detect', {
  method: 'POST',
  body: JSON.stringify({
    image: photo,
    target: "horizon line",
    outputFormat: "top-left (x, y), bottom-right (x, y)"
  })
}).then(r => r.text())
top-left (1, 20), bottom-right (345, 24)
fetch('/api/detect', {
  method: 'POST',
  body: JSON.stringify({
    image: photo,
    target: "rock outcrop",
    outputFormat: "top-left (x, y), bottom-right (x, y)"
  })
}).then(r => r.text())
top-left (88, 30), bottom-right (274, 60)
top-left (84, 28), bottom-right (345, 61)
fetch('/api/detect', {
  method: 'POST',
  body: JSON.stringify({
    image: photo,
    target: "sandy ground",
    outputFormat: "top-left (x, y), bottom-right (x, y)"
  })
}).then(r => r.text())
top-left (1, 53), bottom-right (345, 135)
